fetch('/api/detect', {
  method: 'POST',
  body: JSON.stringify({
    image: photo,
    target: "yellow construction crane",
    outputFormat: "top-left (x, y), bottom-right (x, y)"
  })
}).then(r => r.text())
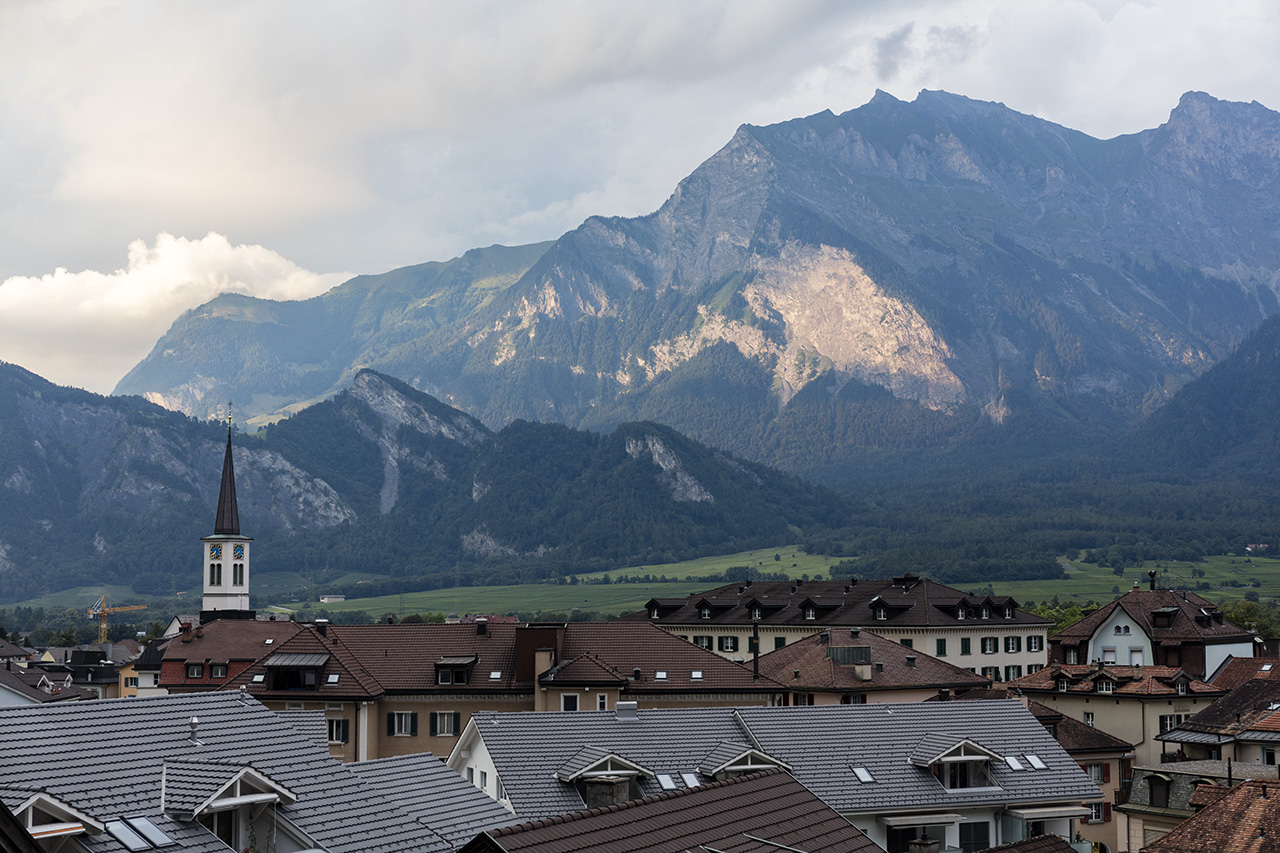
top-left (87, 596), bottom-right (147, 644)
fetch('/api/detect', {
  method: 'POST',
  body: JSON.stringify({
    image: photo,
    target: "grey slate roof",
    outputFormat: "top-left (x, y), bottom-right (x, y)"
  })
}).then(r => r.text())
top-left (736, 700), bottom-right (1102, 815)
top-left (345, 753), bottom-right (516, 847)
top-left (461, 700), bottom-right (1098, 824)
top-left (158, 760), bottom-right (243, 817)
top-left (0, 691), bottom-right (485, 853)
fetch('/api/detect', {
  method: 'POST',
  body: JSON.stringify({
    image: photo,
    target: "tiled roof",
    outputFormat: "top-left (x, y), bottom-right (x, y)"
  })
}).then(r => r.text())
top-left (736, 700), bottom-right (1101, 814)
top-left (1159, 678), bottom-right (1280, 743)
top-left (161, 618), bottom-right (301, 664)
top-left (1007, 664), bottom-right (1221, 698)
top-left (625, 577), bottom-right (1049, 628)
top-left (466, 700), bottom-right (1099, 822)
top-left (1210, 657), bottom-right (1280, 690)
top-left (1140, 780), bottom-right (1280, 853)
top-left (0, 691), bottom-right (492, 853)
top-left (539, 655), bottom-right (627, 687)
top-left (1053, 589), bottom-right (1252, 645)
top-left (459, 770), bottom-right (880, 853)
top-left (158, 760), bottom-right (244, 817)
top-left (345, 753), bottom-right (516, 847)
top-left (0, 665), bottom-right (93, 703)
top-left (980, 836), bottom-right (1077, 853)
top-left (0, 638), bottom-right (29, 659)
top-left (756, 628), bottom-right (990, 694)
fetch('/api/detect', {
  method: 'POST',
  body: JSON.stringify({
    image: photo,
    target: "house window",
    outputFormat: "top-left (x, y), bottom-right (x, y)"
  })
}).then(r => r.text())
top-left (982, 666), bottom-right (1000, 682)
top-left (1004, 605), bottom-right (1014, 619)
top-left (901, 638), bottom-right (913, 649)
top-left (1065, 647), bottom-right (1079, 664)
top-left (717, 636), bottom-right (738, 653)
top-left (327, 718), bottom-right (349, 744)
top-left (210, 664), bottom-right (227, 679)
top-left (981, 637), bottom-right (997, 655)
top-left (1130, 648), bottom-right (1144, 666)
top-left (1087, 763), bottom-right (1105, 782)
top-left (981, 606), bottom-right (990, 620)
top-left (957, 608), bottom-right (966, 620)
top-left (438, 669), bottom-right (453, 685)
top-left (1005, 636), bottom-right (1021, 654)
top-left (1084, 711), bottom-right (1095, 727)
top-left (803, 607), bottom-right (816, 621)
top-left (936, 639), bottom-right (947, 657)
top-left (1098, 680), bottom-right (1114, 694)
top-left (874, 607), bottom-right (887, 621)
top-left (1088, 802), bottom-right (1106, 823)
top-left (959, 822), bottom-right (990, 853)
top-left (934, 760), bottom-right (986, 790)
top-left (388, 711), bottom-right (417, 736)
top-left (1058, 678), bottom-right (1070, 692)
top-left (232, 563), bottom-right (244, 586)
top-left (467, 768), bottom-right (474, 783)
top-left (960, 637), bottom-right (971, 655)
top-left (186, 664), bottom-right (203, 679)
top-left (561, 694), bottom-right (579, 712)
top-left (431, 711), bottom-right (461, 736)
top-left (209, 563), bottom-right (221, 586)
top-left (124, 676), bottom-right (139, 688)
top-left (480, 771), bottom-right (488, 791)
top-left (693, 635), bottom-right (712, 649)
top-left (1101, 647), bottom-right (1117, 664)
top-left (750, 607), bottom-right (761, 621)
top-left (699, 606), bottom-right (711, 619)
top-left (1028, 664), bottom-right (1044, 674)
top-left (774, 636), bottom-right (786, 649)
top-left (1176, 681), bottom-right (1187, 695)
top-left (1265, 748), bottom-right (1276, 766)
top-left (1004, 665), bottom-right (1022, 681)
top-left (496, 778), bottom-right (506, 800)
top-left (597, 693), bottom-right (608, 711)
top-left (1027, 635), bottom-right (1044, 653)
top-left (1149, 776), bottom-right (1170, 808)
top-left (650, 607), bottom-right (659, 619)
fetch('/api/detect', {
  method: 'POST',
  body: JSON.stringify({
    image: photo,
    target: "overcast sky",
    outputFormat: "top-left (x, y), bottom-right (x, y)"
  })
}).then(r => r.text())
top-left (1, 0), bottom-right (1277, 393)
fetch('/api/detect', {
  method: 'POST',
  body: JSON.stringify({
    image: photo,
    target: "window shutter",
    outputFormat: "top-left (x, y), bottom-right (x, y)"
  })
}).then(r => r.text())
top-left (341, 719), bottom-right (350, 743)
top-left (1103, 803), bottom-right (1112, 822)
top-left (453, 712), bottom-right (461, 734)
top-left (1103, 763), bottom-right (1111, 783)
top-left (409, 712), bottom-right (418, 737)
top-left (387, 713), bottom-right (394, 737)
top-left (429, 712), bottom-right (438, 736)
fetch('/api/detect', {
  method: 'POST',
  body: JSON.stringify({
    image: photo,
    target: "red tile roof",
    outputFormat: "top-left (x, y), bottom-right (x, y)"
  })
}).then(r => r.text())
top-left (1054, 589), bottom-right (1252, 646)
top-left (1211, 657), bottom-right (1280, 690)
top-left (1008, 664), bottom-right (1221, 699)
top-left (1141, 780), bottom-right (1280, 853)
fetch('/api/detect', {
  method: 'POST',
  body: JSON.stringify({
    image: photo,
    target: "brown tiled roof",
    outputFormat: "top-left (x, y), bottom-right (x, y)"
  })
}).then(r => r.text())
top-left (458, 769), bottom-right (880, 853)
top-left (624, 577), bottom-right (1049, 628)
top-left (161, 618), bottom-right (302, 664)
top-left (980, 836), bottom-right (1077, 853)
top-left (1250, 708), bottom-right (1280, 733)
top-left (227, 624), bottom-right (384, 699)
top-left (0, 638), bottom-right (29, 659)
top-left (1211, 657), bottom-right (1280, 690)
top-left (1168, 678), bottom-right (1280, 739)
top-left (1008, 664), bottom-right (1222, 699)
top-left (1054, 589), bottom-right (1252, 645)
top-left (1141, 780), bottom-right (1280, 853)
top-left (755, 628), bottom-right (989, 694)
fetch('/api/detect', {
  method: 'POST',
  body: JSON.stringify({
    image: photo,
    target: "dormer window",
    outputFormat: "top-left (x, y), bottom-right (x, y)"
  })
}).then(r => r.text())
top-left (981, 606), bottom-right (990, 620)
top-left (803, 606), bottom-right (816, 621)
top-left (699, 606), bottom-right (711, 620)
top-left (957, 608), bottom-right (966, 620)
top-left (1176, 681), bottom-right (1188, 695)
top-left (1057, 678), bottom-right (1069, 692)
top-left (750, 607), bottom-right (761, 621)
top-left (874, 607), bottom-right (887, 621)
top-left (1098, 679), bottom-right (1114, 694)
top-left (650, 607), bottom-right (659, 619)
top-left (1004, 605), bottom-right (1014, 619)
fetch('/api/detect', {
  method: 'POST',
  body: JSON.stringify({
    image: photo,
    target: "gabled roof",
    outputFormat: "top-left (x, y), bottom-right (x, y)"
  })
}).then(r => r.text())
top-left (1209, 656), bottom-right (1280, 690)
top-left (458, 770), bottom-right (880, 853)
top-left (345, 753), bottom-right (515, 847)
top-left (696, 742), bottom-right (788, 776)
top-left (908, 733), bottom-right (1002, 766)
top-left (1052, 589), bottom-right (1253, 646)
top-left (159, 760), bottom-right (296, 819)
top-left (0, 691), bottom-right (484, 853)
top-left (554, 747), bottom-right (651, 782)
top-left (1158, 678), bottom-right (1280, 744)
top-left (619, 578), bottom-right (1050, 628)
top-left (161, 618), bottom-right (301, 666)
top-left (1008, 664), bottom-right (1222, 699)
top-left (538, 655), bottom-right (627, 687)
top-left (0, 664), bottom-right (93, 703)
top-left (756, 628), bottom-right (989, 694)
top-left (1140, 780), bottom-right (1280, 853)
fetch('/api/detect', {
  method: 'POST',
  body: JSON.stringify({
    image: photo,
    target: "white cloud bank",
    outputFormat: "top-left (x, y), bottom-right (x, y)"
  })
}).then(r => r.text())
top-left (0, 233), bottom-right (349, 393)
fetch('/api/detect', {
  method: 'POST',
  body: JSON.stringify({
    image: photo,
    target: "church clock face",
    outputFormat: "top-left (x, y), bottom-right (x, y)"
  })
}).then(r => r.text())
top-left (233, 544), bottom-right (244, 560)
top-left (209, 544), bottom-right (222, 560)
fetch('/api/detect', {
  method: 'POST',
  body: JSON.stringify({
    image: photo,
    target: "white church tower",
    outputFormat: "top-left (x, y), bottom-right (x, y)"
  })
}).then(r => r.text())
top-left (200, 427), bottom-right (253, 618)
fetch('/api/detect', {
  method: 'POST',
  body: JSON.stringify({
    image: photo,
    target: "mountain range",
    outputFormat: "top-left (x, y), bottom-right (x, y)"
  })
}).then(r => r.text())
top-left (115, 89), bottom-right (1280, 486)
top-left (0, 364), bottom-right (841, 603)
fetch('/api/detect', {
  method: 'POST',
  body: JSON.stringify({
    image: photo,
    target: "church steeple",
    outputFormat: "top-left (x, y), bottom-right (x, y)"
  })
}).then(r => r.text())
top-left (214, 428), bottom-right (240, 535)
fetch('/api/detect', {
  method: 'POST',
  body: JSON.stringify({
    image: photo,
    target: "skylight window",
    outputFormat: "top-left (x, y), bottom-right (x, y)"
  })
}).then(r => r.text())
top-left (1025, 755), bottom-right (1047, 770)
top-left (251, 674), bottom-right (265, 683)
top-left (1005, 756), bottom-right (1024, 770)
top-left (691, 670), bottom-right (703, 680)
top-left (681, 773), bottom-right (700, 787)
top-left (326, 673), bottom-right (340, 684)
top-left (264, 638), bottom-right (273, 644)
top-left (657, 774), bottom-right (677, 790)
top-left (852, 766), bottom-right (874, 783)
top-left (125, 817), bottom-right (175, 848)
top-left (107, 818), bottom-right (176, 852)
top-left (656, 670), bottom-right (668, 680)
top-left (1264, 664), bottom-right (1274, 672)
top-left (489, 671), bottom-right (502, 680)
top-left (106, 821), bottom-right (150, 852)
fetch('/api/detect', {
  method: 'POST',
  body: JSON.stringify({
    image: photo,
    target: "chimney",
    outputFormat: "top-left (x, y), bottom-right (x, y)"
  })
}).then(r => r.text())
top-left (793, 669), bottom-right (801, 680)
top-left (938, 688), bottom-right (951, 701)
top-left (194, 625), bottom-right (203, 639)
top-left (850, 628), bottom-right (860, 639)
top-left (875, 662), bottom-right (884, 672)
top-left (906, 655), bottom-right (917, 668)
top-left (189, 716), bottom-right (199, 742)
top-left (385, 614), bottom-right (395, 624)
top-left (476, 618), bottom-right (488, 637)
top-left (1148, 570), bottom-right (1157, 591)
top-left (615, 701), bottom-right (638, 721)
top-left (632, 667), bottom-right (642, 681)
top-left (315, 619), bottom-right (328, 637)
top-left (180, 623), bottom-right (192, 643)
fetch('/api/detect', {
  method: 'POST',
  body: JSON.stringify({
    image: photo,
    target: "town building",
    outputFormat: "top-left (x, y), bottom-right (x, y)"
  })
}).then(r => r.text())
top-left (449, 699), bottom-right (1102, 853)
top-left (1048, 581), bottom-right (1257, 678)
top-left (1156, 677), bottom-right (1280, 763)
top-left (754, 626), bottom-right (990, 704)
top-left (1005, 663), bottom-right (1226, 765)
top-left (627, 576), bottom-right (1052, 680)
top-left (166, 619), bottom-right (787, 761)
top-left (0, 662), bottom-right (94, 706)
top-left (457, 769), bottom-right (881, 853)
top-left (0, 690), bottom-right (514, 852)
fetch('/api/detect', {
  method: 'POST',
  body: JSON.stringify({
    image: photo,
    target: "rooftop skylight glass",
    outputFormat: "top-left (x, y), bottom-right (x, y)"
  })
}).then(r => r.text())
top-left (681, 773), bottom-right (700, 787)
top-left (657, 774), bottom-right (677, 790)
top-left (852, 766), bottom-right (874, 783)
top-left (1005, 756), bottom-right (1024, 770)
top-left (1025, 755), bottom-right (1047, 769)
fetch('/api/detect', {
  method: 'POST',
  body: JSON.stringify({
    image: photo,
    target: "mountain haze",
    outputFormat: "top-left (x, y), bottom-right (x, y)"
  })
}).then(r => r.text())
top-left (116, 90), bottom-right (1280, 483)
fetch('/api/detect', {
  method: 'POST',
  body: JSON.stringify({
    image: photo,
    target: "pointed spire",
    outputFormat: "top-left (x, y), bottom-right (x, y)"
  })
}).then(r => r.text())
top-left (214, 426), bottom-right (240, 535)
